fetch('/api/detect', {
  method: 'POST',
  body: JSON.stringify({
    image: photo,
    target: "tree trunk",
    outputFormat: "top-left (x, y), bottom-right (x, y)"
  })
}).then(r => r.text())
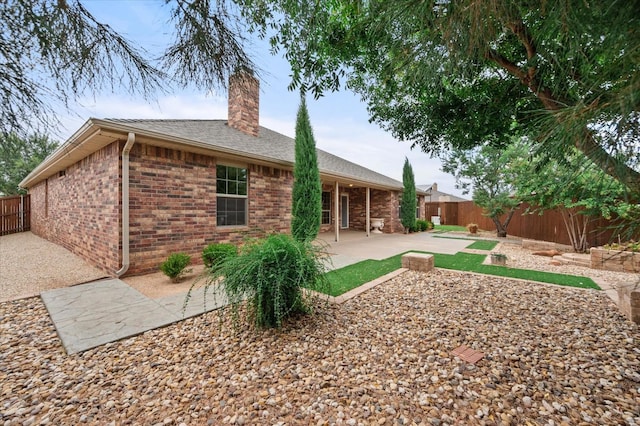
top-left (491, 208), bottom-right (516, 238)
top-left (487, 24), bottom-right (640, 194)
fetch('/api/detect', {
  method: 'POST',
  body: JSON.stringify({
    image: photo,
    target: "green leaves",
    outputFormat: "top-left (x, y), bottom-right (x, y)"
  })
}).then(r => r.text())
top-left (2, 0), bottom-right (257, 135)
top-left (241, 0), bottom-right (640, 192)
top-left (441, 139), bottom-right (530, 237)
top-left (291, 95), bottom-right (322, 242)
top-left (400, 157), bottom-right (416, 232)
top-left (0, 133), bottom-right (58, 195)
top-left (207, 234), bottom-right (329, 329)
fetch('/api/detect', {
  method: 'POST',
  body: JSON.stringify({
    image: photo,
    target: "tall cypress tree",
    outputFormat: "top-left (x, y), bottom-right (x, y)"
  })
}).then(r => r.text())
top-left (401, 157), bottom-right (417, 233)
top-left (291, 96), bottom-right (322, 242)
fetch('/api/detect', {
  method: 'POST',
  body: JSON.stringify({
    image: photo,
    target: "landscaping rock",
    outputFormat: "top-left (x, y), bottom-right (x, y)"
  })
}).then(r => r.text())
top-left (532, 250), bottom-right (562, 257)
top-left (1, 269), bottom-right (638, 425)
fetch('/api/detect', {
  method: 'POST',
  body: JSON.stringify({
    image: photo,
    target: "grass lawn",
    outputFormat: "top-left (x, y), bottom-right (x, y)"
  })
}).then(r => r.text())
top-left (431, 224), bottom-right (468, 233)
top-left (432, 236), bottom-right (499, 251)
top-left (324, 250), bottom-right (599, 297)
top-left (467, 240), bottom-right (499, 250)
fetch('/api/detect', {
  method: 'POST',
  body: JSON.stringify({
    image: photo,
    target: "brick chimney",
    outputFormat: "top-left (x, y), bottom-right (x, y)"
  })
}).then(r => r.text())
top-left (431, 182), bottom-right (438, 192)
top-left (228, 72), bottom-right (259, 137)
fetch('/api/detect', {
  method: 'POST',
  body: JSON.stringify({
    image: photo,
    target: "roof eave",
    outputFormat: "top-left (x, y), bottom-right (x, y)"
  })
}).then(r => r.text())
top-left (20, 118), bottom-right (414, 193)
top-left (19, 120), bottom-right (105, 189)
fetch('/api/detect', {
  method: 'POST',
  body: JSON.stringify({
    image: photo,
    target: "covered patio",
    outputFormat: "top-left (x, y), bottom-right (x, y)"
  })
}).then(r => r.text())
top-left (318, 179), bottom-right (427, 242)
top-left (316, 230), bottom-right (473, 270)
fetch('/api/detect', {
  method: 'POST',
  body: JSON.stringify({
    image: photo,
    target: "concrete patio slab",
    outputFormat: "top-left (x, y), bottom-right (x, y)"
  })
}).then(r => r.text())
top-left (155, 284), bottom-right (229, 319)
top-left (318, 231), bottom-right (473, 270)
top-left (41, 279), bottom-right (226, 354)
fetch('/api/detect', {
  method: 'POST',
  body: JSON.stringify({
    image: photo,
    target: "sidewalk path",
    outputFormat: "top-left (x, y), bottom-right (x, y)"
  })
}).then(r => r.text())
top-left (41, 279), bottom-right (226, 354)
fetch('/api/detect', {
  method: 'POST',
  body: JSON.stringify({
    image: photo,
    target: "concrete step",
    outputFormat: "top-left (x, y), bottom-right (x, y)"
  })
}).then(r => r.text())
top-left (553, 253), bottom-right (591, 268)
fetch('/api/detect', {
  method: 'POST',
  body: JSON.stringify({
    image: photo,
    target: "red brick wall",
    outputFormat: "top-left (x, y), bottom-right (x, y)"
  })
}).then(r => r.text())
top-left (228, 73), bottom-right (259, 137)
top-left (29, 142), bottom-right (121, 274)
top-left (29, 137), bottom-right (409, 276)
top-left (418, 195), bottom-right (426, 220)
top-left (317, 186), bottom-right (402, 233)
top-left (369, 189), bottom-right (403, 233)
top-left (128, 145), bottom-right (293, 275)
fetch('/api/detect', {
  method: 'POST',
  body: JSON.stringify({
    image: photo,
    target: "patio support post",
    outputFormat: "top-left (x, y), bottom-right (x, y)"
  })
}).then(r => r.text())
top-left (366, 187), bottom-right (370, 237)
top-left (334, 181), bottom-right (339, 242)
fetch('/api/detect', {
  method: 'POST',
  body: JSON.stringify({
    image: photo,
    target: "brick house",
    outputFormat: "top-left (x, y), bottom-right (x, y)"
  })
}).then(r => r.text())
top-left (20, 74), bottom-right (426, 276)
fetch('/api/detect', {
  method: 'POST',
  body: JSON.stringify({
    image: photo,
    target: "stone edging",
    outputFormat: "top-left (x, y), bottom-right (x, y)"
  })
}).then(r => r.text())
top-left (312, 268), bottom-right (409, 304)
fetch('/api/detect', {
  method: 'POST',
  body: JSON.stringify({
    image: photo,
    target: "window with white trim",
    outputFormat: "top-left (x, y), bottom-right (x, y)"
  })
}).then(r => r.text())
top-left (321, 191), bottom-right (331, 225)
top-left (216, 164), bottom-right (247, 226)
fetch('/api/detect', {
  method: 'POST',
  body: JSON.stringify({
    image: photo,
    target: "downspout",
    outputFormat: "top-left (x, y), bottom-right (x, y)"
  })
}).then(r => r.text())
top-left (116, 132), bottom-right (135, 277)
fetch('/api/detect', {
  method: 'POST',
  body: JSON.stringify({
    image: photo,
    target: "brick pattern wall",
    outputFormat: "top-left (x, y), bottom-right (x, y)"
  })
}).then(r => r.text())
top-left (128, 145), bottom-right (292, 275)
top-left (369, 189), bottom-right (403, 233)
top-left (228, 73), bottom-right (259, 137)
top-left (317, 185), bottom-right (402, 233)
top-left (29, 136), bottom-right (408, 276)
top-left (346, 187), bottom-right (366, 231)
top-left (418, 195), bottom-right (426, 220)
top-left (29, 142), bottom-right (121, 274)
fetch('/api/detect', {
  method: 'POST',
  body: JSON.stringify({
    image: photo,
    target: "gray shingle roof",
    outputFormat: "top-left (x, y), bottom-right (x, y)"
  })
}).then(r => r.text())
top-left (417, 184), bottom-right (468, 202)
top-left (104, 119), bottom-right (404, 189)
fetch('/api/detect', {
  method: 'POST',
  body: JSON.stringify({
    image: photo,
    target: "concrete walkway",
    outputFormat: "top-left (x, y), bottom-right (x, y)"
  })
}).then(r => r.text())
top-left (41, 231), bottom-right (476, 354)
top-left (317, 230), bottom-right (473, 270)
top-left (41, 279), bottom-right (227, 354)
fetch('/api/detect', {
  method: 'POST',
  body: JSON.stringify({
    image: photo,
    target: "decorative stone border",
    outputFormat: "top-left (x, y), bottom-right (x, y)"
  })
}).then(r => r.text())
top-left (618, 283), bottom-right (640, 324)
top-left (590, 247), bottom-right (640, 273)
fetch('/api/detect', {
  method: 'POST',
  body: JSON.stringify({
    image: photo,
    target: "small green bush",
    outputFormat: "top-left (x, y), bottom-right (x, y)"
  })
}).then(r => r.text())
top-left (202, 243), bottom-right (237, 270)
top-left (604, 240), bottom-right (640, 252)
top-left (426, 221), bottom-right (434, 230)
top-left (206, 233), bottom-right (329, 329)
top-left (416, 219), bottom-right (429, 232)
top-left (160, 252), bottom-right (192, 282)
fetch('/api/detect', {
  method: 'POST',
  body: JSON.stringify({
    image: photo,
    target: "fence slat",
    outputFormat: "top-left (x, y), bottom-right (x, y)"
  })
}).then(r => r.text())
top-left (1, 195), bottom-right (31, 236)
top-left (426, 200), bottom-right (621, 247)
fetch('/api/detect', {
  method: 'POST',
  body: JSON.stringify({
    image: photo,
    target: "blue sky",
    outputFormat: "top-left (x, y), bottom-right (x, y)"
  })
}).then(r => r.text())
top-left (57, 0), bottom-right (466, 198)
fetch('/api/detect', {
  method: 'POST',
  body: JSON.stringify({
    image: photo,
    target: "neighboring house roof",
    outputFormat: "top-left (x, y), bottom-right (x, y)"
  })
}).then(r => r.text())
top-left (21, 118), bottom-right (422, 193)
top-left (418, 184), bottom-right (468, 202)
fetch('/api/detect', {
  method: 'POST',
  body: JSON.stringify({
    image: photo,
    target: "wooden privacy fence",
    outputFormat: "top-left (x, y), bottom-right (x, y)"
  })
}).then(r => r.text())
top-left (1, 195), bottom-right (31, 236)
top-left (426, 200), bottom-right (618, 247)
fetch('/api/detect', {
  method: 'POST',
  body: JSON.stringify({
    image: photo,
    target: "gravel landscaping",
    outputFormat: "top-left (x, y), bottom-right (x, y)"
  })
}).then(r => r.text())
top-left (494, 242), bottom-right (639, 292)
top-left (0, 232), bottom-right (107, 303)
top-left (1, 268), bottom-right (639, 425)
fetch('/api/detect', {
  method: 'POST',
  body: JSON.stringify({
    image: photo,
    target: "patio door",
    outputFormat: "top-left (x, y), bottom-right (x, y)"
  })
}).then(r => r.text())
top-left (340, 194), bottom-right (349, 229)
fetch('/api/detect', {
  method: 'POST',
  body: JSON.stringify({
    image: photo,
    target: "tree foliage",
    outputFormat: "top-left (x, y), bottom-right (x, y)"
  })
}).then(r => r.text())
top-left (516, 150), bottom-right (639, 252)
top-left (441, 140), bottom-right (529, 237)
top-left (291, 96), bottom-right (322, 242)
top-left (1, 0), bottom-right (256, 136)
top-left (400, 157), bottom-right (416, 233)
top-left (241, 0), bottom-right (640, 193)
top-left (0, 133), bottom-right (58, 195)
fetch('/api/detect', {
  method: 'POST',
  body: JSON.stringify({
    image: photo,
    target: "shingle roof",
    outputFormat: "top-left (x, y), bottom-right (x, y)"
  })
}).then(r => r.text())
top-left (417, 184), bottom-right (468, 202)
top-left (104, 119), bottom-right (404, 189)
